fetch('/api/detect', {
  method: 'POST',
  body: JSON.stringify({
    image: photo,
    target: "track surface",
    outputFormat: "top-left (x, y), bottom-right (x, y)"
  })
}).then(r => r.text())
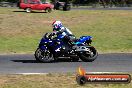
top-left (0, 53), bottom-right (132, 74)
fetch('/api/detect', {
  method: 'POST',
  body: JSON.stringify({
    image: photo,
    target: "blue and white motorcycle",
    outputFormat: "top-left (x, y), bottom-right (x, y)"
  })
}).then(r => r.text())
top-left (35, 33), bottom-right (98, 63)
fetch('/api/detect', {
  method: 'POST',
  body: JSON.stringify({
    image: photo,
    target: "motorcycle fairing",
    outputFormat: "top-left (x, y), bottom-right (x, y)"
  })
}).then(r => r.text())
top-left (39, 36), bottom-right (64, 53)
top-left (74, 36), bottom-right (92, 45)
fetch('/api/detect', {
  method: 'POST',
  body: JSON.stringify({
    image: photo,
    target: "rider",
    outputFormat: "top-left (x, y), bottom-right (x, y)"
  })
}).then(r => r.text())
top-left (51, 20), bottom-right (75, 45)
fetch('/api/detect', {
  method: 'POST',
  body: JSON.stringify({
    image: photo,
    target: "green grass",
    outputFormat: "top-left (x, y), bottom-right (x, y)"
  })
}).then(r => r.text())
top-left (0, 73), bottom-right (132, 88)
top-left (0, 8), bottom-right (132, 54)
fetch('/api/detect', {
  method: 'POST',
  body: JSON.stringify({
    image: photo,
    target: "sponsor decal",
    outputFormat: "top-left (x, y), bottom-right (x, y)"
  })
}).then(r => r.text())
top-left (76, 67), bottom-right (131, 85)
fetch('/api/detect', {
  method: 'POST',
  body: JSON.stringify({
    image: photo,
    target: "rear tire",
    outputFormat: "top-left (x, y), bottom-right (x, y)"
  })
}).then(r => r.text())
top-left (45, 8), bottom-right (52, 13)
top-left (79, 46), bottom-right (98, 62)
top-left (34, 48), bottom-right (54, 63)
top-left (26, 8), bottom-right (32, 13)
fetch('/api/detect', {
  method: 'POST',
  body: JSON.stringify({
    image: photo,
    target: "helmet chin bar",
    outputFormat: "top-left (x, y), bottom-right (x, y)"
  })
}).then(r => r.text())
top-left (52, 20), bottom-right (63, 30)
top-left (53, 28), bottom-right (60, 31)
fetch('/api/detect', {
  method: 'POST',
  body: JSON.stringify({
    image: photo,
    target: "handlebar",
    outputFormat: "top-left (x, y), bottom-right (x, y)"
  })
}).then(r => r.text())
top-left (43, 32), bottom-right (55, 39)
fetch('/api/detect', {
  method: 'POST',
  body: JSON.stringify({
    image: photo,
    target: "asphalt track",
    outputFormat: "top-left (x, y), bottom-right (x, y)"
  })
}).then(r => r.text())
top-left (0, 53), bottom-right (132, 74)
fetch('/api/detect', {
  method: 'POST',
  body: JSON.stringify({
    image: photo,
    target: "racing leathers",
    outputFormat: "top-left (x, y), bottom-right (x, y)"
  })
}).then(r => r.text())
top-left (52, 27), bottom-right (76, 45)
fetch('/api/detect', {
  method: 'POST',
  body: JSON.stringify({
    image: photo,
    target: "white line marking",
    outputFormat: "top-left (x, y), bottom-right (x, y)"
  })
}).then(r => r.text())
top-left (16, 73), bottom-right (48, 75)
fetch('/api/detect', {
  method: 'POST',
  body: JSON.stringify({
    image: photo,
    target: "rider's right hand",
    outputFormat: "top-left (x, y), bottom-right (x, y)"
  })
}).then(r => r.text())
top-left (49, 32), bottom-right (56, 38)
top-left (51, 32), bottom-right (56, 36)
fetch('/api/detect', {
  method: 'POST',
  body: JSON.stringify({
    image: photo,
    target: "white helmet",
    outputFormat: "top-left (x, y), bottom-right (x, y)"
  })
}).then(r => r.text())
top-left (52, 20), bottom-right (63, 31)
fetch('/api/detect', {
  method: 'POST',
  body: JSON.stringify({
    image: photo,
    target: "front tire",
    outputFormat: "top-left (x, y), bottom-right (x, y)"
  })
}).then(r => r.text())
top-left (79, 46), bottom-right (98, 62)
top-left (35, 48), bottom-right (54, 63)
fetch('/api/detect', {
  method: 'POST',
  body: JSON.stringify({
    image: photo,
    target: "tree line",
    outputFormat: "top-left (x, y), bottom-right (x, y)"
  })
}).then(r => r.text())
top-left (0, 0), bottom-right (46, 3)
top-left (52, 0), bottom-right (132, 7)
top-left (0, 0), bottom-right (17, 3)
top-left (0, 0), bottom-right (132, 7)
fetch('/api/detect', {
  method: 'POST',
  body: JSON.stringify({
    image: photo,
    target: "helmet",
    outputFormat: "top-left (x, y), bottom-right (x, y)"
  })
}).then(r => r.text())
top-left (52, 21), bottom-right (63, 31)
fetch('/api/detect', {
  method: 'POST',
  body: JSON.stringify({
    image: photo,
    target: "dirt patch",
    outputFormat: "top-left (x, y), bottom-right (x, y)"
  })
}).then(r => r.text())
top-left (0, 18), bottom-right (3, 24)
top-left (0, 74), bottom-right (131, 88)
top-left (0, 77), bottom-right (8, 85)
top-left (41, 20), bottom-right (53, 24)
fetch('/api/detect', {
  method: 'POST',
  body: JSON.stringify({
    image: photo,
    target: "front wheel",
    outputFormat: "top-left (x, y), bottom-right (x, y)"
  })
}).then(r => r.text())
top-left (78, 46), bottom-right (98, 62)
top-left (34, 48), bottom-right (54, 63)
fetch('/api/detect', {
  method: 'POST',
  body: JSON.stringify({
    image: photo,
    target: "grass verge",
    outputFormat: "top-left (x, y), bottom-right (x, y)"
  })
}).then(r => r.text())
top-left (0, 8), bottom-right (132, 53)
top-left (0, 73), bottom-right (132, 88)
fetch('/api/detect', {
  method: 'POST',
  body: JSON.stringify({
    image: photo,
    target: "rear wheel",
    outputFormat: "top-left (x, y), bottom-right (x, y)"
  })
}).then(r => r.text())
top-left (35, 48), bottom-right (54, 63)
top-left (79, 46), bottom-right (98, 62)
top-left (26, 8), bottom-right (32, 13)
top-left (45, 8), bottom-right (52, 13)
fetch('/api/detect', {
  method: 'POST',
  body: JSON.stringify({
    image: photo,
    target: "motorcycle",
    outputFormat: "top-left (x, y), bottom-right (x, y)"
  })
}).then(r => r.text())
top-left (34, 32), bottom-right (98, 63)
